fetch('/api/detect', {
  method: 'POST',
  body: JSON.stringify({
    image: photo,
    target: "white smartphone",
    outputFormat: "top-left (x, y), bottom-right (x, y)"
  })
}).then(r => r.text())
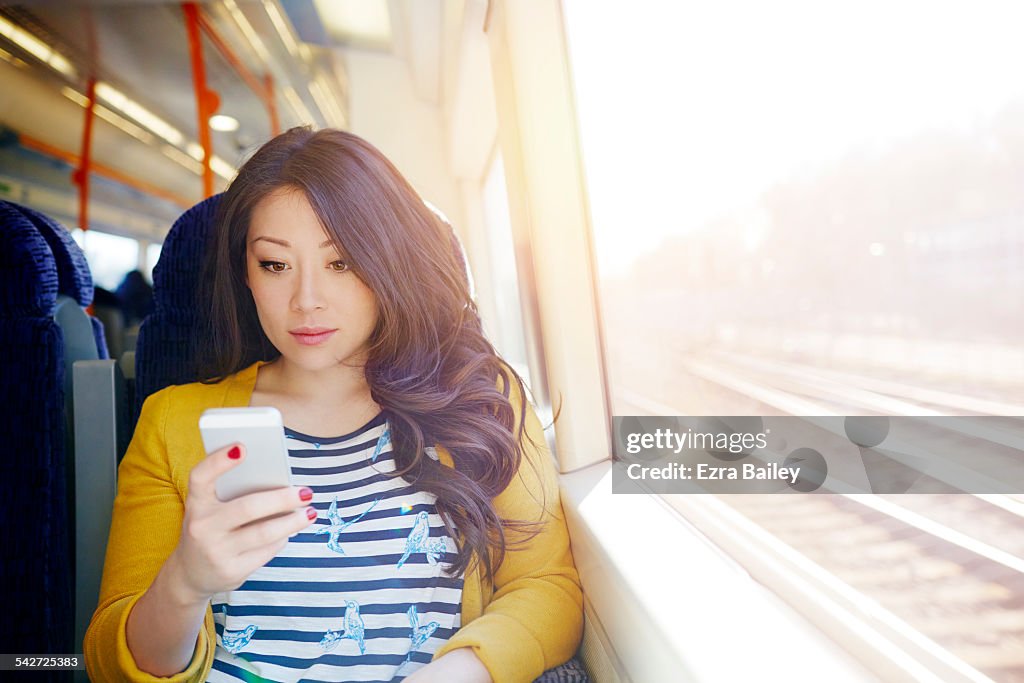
top-left (199, 407), bottom-right (292, 502)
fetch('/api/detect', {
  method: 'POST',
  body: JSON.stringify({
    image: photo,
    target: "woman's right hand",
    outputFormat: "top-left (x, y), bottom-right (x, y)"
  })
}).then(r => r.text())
top-left (164, 443), bottom-right (316, 604)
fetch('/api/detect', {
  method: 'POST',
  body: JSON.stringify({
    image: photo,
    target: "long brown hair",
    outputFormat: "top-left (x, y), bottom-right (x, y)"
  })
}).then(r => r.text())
top-left (196, 126), bottom-right (541, 581)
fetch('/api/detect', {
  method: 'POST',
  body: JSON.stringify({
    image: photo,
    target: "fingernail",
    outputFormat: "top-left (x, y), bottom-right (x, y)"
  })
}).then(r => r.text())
top-left (228, 446), bottom-right (241, 460)
top-left (306, 507), bottom-right (317, 521)
top-left (299, 487), bottom-right (313, 502)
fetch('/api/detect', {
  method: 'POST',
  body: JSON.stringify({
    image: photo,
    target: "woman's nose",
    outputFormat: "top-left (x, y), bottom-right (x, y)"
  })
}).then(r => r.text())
top-left (291, 269), bottom-right (327, 311)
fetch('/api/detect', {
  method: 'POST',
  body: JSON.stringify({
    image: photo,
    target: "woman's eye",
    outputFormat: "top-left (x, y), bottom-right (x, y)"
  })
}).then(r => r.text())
top-left (330, 260), bottom-right (350, 273)
top-left (259, 260), bottom-right (287, 273)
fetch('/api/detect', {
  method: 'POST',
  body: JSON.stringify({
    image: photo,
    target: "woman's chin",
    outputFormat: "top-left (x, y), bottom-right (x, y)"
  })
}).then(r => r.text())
top-left (280, 348), bottom-right (367, 373)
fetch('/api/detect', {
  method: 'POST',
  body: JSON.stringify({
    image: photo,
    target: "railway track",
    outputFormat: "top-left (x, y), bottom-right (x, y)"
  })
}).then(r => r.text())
top-left (614, 343), bottom-right (1024, 681)
top-left (724, 493), bottom-right (1024, 682)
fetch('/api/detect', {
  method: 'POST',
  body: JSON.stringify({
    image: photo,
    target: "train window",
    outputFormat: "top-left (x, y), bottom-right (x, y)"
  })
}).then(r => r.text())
top-left (144, 242), bottom-right (162, 283)
top-left (562, 1), bottom-right (1024, 680)
top-left (481, 151), bottom-right (533, 392)
top-left (71, 228), bottom-right (141, 291)
top-left (563, 0), bottom-right (1024, 417)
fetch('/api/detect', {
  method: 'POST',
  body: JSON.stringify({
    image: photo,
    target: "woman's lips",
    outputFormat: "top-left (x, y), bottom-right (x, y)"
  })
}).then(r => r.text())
top-left (289, 329), bottom-right (337, 346)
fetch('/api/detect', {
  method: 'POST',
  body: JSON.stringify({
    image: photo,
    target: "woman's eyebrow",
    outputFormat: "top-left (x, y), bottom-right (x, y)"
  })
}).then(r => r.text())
top-left (250, 236), bottom-right (335, 249)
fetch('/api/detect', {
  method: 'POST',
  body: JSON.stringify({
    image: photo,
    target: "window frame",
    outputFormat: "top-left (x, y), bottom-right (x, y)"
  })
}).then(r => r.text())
top-left (484, 0), bottom-right (611, 474)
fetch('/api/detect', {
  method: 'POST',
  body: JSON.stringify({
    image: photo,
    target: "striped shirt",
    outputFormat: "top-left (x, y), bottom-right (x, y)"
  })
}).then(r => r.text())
top-left (208, 413), bottom-right (464, 683)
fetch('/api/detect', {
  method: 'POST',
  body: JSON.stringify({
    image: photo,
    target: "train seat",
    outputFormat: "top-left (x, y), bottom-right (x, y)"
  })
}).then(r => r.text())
top-left (13, 206), bottom-right (107, 443)
top-left (0, 200), bottom-right (74, 660)
top-left (0, 200), bottom-right (129, 682)
top-left (14, 203), bottom-right (109, 361)
top-left (133, 193), bottom-right (222, 426)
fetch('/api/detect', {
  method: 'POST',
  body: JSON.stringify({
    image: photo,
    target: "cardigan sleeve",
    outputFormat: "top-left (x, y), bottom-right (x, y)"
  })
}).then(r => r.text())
top-left (83, 386), bottom-right (216, 682)
top-left (432, 376), bottom-right (584, 682)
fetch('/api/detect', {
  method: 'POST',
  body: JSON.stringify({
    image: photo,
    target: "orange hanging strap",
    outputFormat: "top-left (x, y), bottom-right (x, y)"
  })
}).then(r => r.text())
top-left (72, 76), bottom-right (97, 232)
top-left (183, 2), bottom-right (219, 197)
top-left (193, 8), bottom-right (279, 136)
top-left (264, 73), bottom-right (280, 136)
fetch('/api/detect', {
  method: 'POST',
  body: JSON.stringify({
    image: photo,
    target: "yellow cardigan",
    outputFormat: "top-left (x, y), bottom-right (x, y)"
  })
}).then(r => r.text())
top-left (84, 361), bottom-right (583, 682)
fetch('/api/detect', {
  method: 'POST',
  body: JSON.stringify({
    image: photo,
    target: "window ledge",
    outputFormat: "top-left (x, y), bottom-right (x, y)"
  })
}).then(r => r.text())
top-left (559, 460), bottom-right (880, 683)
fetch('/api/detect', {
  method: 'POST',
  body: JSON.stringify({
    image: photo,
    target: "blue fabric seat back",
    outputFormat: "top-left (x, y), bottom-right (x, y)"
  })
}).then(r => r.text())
top-left (134, 193), bottom-right (222, 424)
top-left (15, 203), bottom-right (108, 361)
top-left (0, 200), bottom-right (73, 658)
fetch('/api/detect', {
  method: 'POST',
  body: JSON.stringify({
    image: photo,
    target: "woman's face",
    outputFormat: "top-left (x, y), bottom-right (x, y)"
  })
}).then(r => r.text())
top-left (246, 187), bottom-right (379, 373)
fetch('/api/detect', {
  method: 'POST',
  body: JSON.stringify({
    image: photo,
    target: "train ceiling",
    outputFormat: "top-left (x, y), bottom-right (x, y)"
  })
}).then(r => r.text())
top-left (0, 1), bottom-right (444, 205)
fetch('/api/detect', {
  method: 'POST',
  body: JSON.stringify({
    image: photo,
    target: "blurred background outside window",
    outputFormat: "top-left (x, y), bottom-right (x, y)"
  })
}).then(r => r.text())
top-left (562, 1), bottom-right (1024, 679)
top-left (563, 0), bottom-right (1024, 419)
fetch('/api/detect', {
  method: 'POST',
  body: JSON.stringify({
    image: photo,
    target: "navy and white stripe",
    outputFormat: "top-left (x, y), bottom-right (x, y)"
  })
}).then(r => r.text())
top-left (208, 414), bottom-right (464, 683)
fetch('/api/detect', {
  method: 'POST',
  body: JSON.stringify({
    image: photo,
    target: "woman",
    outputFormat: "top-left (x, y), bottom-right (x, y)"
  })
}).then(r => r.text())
top-left (84, 127), bottom-right (583, 682)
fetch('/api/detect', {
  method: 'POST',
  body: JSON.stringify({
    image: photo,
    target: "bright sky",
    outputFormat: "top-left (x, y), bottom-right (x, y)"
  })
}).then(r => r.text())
top-left (562, 0), bottom-right (1024, 277)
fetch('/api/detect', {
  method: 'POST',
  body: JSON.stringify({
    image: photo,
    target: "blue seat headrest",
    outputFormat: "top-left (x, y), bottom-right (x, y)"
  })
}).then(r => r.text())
top-left (10, 202), bottom-right (93, 307)
top-left (0, 201), bottom-right (58, 317)
top-left (152, 193), bottom-right (222, 324)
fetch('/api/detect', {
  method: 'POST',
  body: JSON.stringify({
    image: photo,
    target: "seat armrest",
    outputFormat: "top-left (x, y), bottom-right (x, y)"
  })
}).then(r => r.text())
top-left (72, 359), bottom-right (126, 680)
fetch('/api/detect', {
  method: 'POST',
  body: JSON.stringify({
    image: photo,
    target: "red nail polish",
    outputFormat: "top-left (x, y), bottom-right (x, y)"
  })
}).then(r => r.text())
top-left (299, 487), bottom-right (313, 502)
top-left (306, 507), bottom-right (317, 520)
top-left (228, 446), bottom-right (241, 460)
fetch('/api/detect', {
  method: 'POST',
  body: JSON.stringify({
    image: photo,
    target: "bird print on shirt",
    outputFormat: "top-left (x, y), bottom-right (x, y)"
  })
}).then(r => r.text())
top-left (313, 497), bottom-right (381, 555)
top-left (371, 428), bottom-right (390, 463)
top-left (405, 605), bottom-right (440, 662)
top-left (221, 624), bottom-right (258, 654)
top-left (396, 511), bottom-right (447, 569)
top-left (318, 600), bottom-right (366, 654)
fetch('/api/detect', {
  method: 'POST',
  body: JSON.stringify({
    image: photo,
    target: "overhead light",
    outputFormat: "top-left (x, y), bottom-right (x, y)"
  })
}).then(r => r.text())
top-left (210, 155), bottom-right (237, 180)
top-left (283, 86), bottom-right (317, 125)
top-left (309, 78), bottom-right (343, 128)
top-left (0, 44), bottom-right (27, 68)
top-left (224, 0), bottom-right (271, 64)
top-left (0, 14), bottom-right (76, 77)
top-left (185, 142), bottom-right (204, 162)
top-left (264, 1), bottom-right (302, 61)
top-left (210, 114), bottom-right (240, 132)
top-left (46, 52), bottom-right (73, 77)
top-left (62, 76), bottom-right (234, 184)
top-left (184, 141), bottom-right (237, 181)
top-left (95, 82), bottom-right (185, 147)
top-left (61, 87), bottom-right (154, 144)
top-left (161, 144), bottom-right (204, 175)
top-left (162, 146), bottom-right (236, 182)
top-left (319, 74), bottom-right (346, 125)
